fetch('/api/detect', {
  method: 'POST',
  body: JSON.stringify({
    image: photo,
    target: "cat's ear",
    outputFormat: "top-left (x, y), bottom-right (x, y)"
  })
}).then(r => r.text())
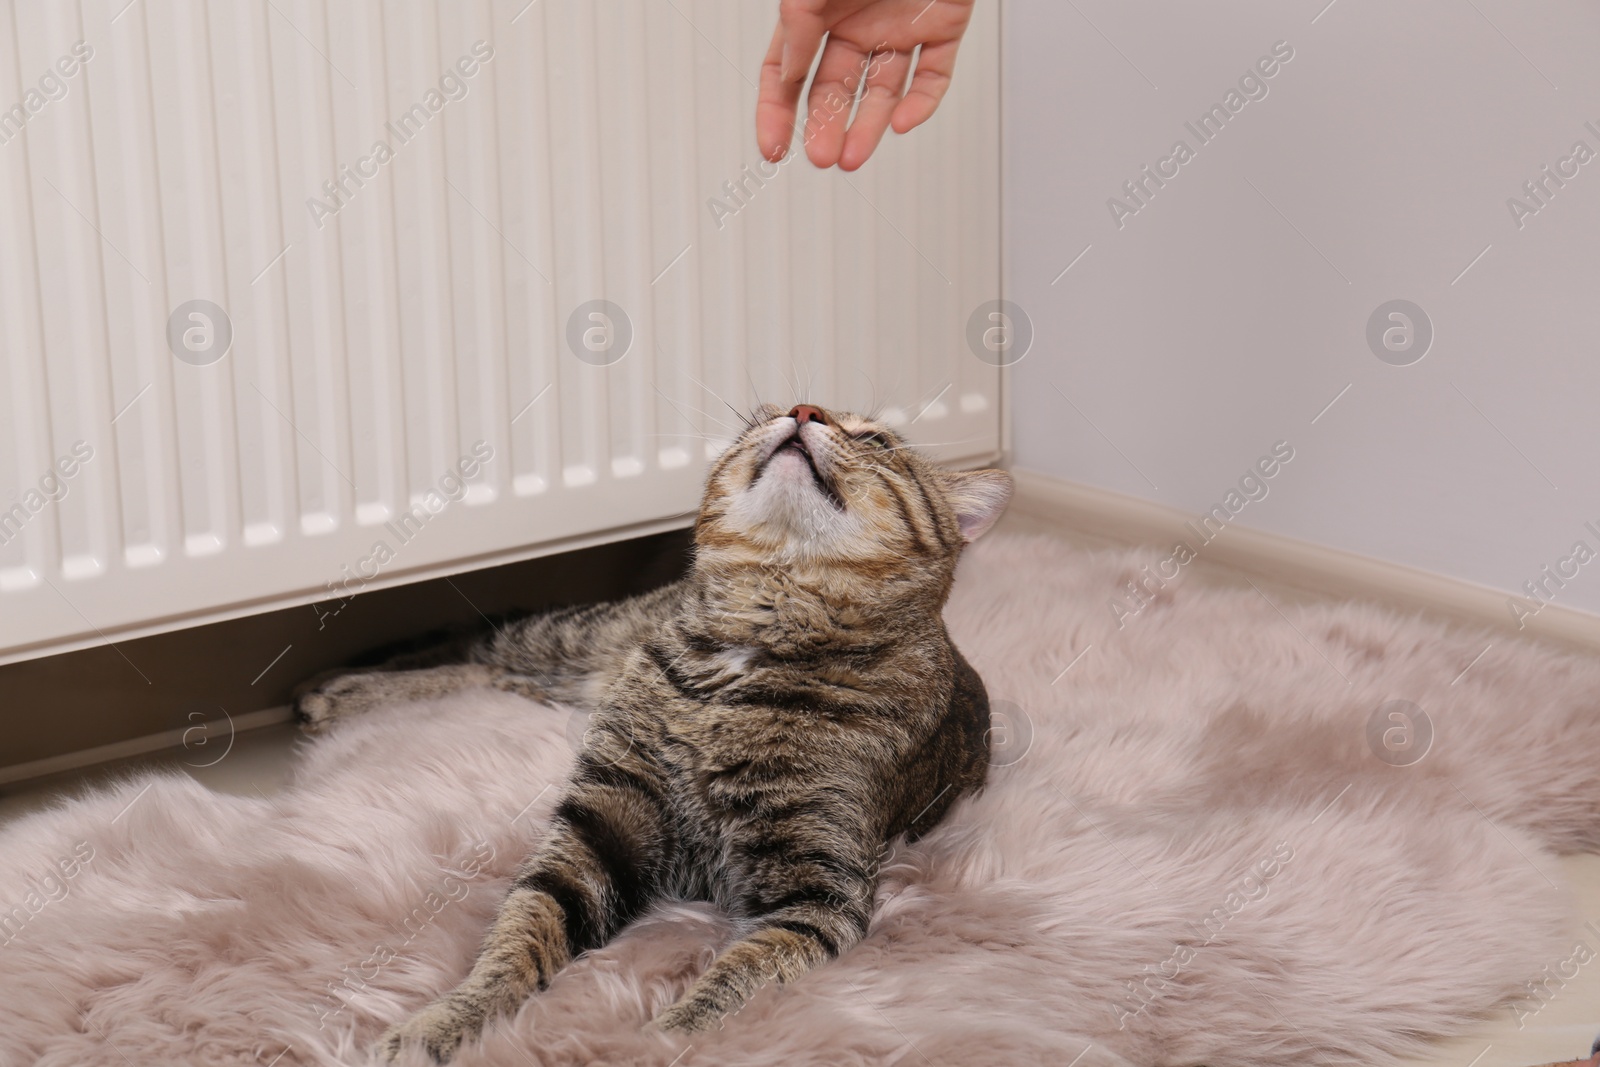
top-left (941, 468), bottom-right (1013, 543)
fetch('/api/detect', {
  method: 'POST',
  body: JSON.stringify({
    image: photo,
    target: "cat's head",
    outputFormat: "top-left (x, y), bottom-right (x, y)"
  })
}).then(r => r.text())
top-left (693, 403), bottom-right (1012, 586)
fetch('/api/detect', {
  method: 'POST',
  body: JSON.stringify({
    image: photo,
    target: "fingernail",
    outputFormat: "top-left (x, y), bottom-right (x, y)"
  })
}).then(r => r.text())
top-left (781, 41), bottom-right (794, 80)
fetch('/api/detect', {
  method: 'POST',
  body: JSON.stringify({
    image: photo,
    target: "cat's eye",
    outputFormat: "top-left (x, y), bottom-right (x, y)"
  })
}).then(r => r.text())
top-left (854, 431), bottom-right (893, 450)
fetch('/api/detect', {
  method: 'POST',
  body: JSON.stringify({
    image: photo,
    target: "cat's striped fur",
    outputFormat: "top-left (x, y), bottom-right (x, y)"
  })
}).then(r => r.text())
top-left (294, 403), bottom-right (1012, 1062)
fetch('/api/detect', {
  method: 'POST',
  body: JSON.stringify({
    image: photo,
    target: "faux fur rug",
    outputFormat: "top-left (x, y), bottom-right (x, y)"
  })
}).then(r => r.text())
top-left (5, 532), bottom-right (1599, 1067)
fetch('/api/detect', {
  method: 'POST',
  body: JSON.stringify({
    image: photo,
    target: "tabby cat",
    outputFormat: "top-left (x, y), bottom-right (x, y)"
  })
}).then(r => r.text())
top-left (293, 402), bottom-right (1013, 1062)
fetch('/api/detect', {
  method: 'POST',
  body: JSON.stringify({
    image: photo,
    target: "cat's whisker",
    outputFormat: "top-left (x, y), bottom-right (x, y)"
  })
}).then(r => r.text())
top-left (791, 352), bottom-right (815, 405)
top-left (874, 434), bottom-right (987, 455)
top-left (744, 365), bottom-right (766, 412)
top-left (779, 363), bottom-right (804, 406)
top-left (654, 386), bottom-right (740, 434)
top-left (682, 370), bottom-right (751, 431)
top-left (652, 343), bottom-right (746, 431)
top-left (854, 368), bottom-right (880, 420)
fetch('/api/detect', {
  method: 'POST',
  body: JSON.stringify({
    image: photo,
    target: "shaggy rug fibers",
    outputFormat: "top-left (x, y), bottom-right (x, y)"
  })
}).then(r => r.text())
top-left (4, 532), bottom-right (1599, 1067)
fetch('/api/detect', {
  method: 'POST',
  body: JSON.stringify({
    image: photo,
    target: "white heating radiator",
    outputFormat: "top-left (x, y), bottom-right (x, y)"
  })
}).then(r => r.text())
top-left (0, 0), bottom-right (1002, 665)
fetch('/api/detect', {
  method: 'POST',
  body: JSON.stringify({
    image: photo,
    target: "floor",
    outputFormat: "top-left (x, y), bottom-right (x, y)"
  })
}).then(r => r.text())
top-left (2, 511), bottom-right (1597, 1066)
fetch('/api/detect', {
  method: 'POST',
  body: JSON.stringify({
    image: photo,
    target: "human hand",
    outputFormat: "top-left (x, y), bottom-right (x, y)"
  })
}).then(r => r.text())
top-left (756, 0), bottom-right (976, 170)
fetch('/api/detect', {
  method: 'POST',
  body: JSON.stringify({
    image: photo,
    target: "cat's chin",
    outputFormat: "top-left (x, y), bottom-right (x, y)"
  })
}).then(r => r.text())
top-left (762, 448), bottom-right (843, 507)
top-left (730, 451), bottom-right (842, 533)
top-left (719, 494), bottom-right (869, 565)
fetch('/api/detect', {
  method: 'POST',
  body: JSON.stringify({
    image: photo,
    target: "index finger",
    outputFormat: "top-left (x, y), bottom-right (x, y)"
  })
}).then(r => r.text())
top-left (776, 2), bottom-right (828, 83)
top-left (757, 3), bottom-right (834, 161)
top-left (757, 24), bottom-right (804, 161)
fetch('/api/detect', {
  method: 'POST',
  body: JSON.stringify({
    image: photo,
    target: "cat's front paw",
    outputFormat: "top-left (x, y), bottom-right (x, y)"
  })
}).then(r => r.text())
top-left (652, 997), bottom-right (724, 1034)
top-left (377, 1000), bottom-right (480, 1063)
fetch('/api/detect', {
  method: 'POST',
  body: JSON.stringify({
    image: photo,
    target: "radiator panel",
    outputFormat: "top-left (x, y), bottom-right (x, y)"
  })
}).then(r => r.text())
top-left (0, 0), bottom-right (1002, 664)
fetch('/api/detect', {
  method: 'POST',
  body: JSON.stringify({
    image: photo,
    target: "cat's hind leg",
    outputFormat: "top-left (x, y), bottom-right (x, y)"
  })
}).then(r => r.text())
top-left (292, 664), bottom-right (547, 732)
top-left (293, 582), bottom-right (684, 733)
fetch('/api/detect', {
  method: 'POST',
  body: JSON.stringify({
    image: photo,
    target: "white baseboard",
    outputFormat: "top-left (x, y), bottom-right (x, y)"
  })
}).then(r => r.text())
top-left (1009, 468), bottom-right (1600, 653)
top-left (0, 705), bottom-right (293, 787)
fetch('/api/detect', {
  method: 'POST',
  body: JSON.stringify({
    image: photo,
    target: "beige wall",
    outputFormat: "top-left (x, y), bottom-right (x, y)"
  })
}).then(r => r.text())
top-left (1005, 0), bottom-right (1600, 621)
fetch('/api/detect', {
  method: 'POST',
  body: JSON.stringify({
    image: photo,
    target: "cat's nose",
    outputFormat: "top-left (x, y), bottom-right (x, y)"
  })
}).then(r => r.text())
top-left (788, 404), bottom-right (827, 425)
